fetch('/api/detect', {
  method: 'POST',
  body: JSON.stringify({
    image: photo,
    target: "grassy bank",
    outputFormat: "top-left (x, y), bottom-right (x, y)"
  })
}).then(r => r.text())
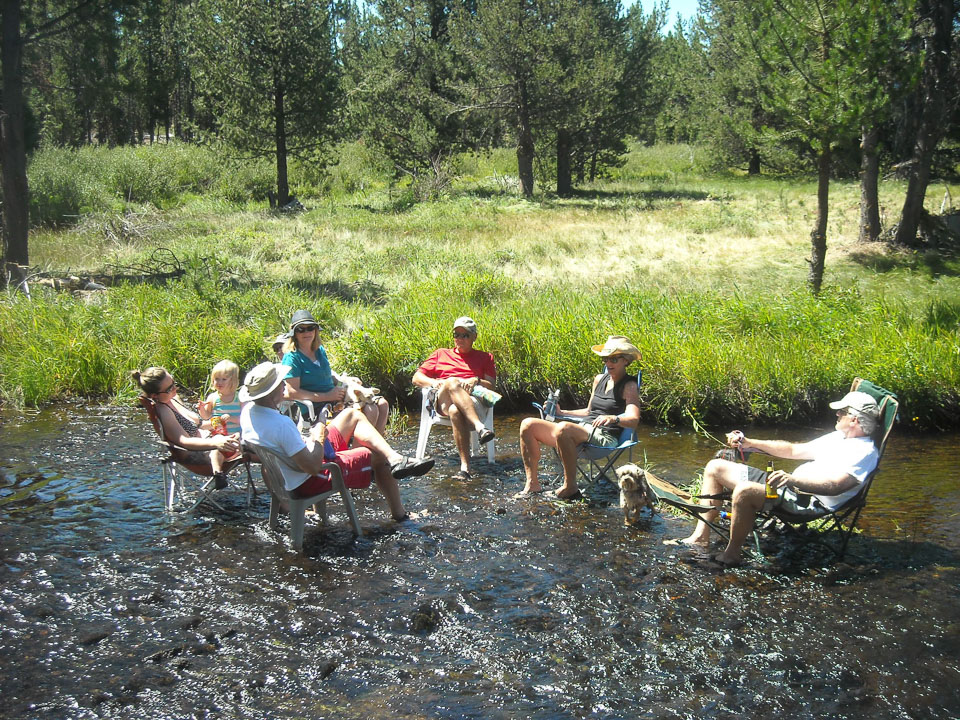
top-left (4, 143), bottom-right (960, 430)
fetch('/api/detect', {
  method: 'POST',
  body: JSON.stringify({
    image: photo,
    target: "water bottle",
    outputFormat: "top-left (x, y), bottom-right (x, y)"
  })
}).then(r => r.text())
top-left (544, 388), bottom-right (559, 422)
top-left (765, 460), bottom-right (777, 499)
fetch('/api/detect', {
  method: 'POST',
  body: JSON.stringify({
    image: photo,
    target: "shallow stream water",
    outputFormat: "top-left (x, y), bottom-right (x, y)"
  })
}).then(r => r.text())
top-left (1, 405), bottom-right (958, 719)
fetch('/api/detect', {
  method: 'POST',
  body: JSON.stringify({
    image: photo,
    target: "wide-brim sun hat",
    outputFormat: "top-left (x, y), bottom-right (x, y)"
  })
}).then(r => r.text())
top-left (240, 362), bottom-right (288, 402)
top-left (591, 335), bottom-right (641, 363)
top-left (289, 309), bottom-right (319, 331)
top-left (829, 390), bottom-right (880, 419)
top-left (271, 332), bottom-right (291, 349)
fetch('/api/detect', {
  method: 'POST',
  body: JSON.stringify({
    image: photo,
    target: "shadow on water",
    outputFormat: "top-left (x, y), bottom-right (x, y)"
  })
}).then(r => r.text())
top-left (1, 406), bottom-right (959, 718)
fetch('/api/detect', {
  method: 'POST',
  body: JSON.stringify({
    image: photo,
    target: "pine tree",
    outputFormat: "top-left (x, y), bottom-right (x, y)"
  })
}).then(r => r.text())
top-left (342, 0), bottom-right (477, 197)
top-left (189, 0), bottom-right (342, 206)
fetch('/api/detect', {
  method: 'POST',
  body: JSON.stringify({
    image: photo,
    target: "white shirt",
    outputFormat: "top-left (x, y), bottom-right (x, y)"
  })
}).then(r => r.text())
top-left (793, 431), bottom-right (879, 509)
top-left (240, 403), bottom-right (314, 491)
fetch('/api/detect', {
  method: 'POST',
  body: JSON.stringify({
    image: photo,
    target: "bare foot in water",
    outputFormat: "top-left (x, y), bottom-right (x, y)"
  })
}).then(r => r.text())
top-left (513, 485), bottom-right (545, 499)
top-left (662, 536), bottom-right (709, 550)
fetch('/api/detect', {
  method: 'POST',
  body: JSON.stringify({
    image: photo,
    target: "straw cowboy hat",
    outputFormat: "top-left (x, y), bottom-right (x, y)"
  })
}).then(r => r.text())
top-left (591, 336), bottom-right (641, 363)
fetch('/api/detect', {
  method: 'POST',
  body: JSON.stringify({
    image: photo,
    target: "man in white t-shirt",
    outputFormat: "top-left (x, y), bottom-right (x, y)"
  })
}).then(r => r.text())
top-left (239, 362), bottom-right (423, 522)
top-left (670, 390), bottom-right (881, 567)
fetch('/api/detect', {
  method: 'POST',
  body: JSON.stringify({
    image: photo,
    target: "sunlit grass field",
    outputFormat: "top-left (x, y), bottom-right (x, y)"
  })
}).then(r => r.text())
top-left (6, 142), bottom-right (960, 429)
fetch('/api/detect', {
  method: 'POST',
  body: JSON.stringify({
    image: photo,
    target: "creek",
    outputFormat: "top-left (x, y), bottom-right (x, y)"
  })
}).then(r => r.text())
top-left (1, 404), bottom-right (958, 719)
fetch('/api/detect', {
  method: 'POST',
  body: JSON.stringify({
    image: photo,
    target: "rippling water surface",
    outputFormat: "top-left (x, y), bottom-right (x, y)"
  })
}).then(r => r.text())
top-left (1, 405), bottom-right (958, 719)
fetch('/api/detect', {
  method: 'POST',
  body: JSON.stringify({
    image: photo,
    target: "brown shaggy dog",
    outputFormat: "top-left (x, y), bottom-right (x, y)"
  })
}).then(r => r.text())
top-left (616, 463), bottom-right (657, 525)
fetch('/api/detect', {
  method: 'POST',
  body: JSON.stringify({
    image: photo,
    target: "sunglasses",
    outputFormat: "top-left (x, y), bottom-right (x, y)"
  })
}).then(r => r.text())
top-left (453, 332), bottom-right (473, 339)
top-left (603, 355), bottom-right (626, 363)
top-left (295, 325), bottom-right (318, 333)
top-left (159, 379), bottom-right (176, 394)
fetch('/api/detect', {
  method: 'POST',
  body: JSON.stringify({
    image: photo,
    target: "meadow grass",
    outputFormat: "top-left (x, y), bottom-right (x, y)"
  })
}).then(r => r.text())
top-left (6, 142), bottom-right (960, 431)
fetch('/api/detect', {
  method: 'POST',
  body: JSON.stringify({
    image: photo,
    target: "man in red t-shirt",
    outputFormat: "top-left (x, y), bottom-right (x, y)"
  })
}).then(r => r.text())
top-left (412, 316), bottom-right (496, 480)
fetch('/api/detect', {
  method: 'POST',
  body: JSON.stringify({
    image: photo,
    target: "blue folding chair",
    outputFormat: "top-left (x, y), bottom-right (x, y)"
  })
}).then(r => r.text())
top-left (532, 402), bottom-right (640, 489)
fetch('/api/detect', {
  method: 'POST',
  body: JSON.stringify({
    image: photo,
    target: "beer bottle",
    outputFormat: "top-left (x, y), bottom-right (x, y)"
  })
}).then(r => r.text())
top-left (765, 460), bottom-right (777, 499)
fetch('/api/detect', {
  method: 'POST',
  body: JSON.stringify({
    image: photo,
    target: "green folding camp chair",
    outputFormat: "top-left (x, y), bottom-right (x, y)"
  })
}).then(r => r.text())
top-left (756, 377), bottom-right (899, 559)
top-left (650, 378), bottom-right (898, 561)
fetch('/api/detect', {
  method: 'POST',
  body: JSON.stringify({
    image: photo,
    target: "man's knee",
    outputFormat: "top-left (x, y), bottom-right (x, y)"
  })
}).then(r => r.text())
top-left (704, 457), bottom-right (735, 482)
top-left (732, 481), bottom-right (764, 509)
top-left (437, 378), bottom-right (460, 394)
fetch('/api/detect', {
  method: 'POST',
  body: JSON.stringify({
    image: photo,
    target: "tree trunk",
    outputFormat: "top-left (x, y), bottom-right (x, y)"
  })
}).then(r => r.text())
top-left (859, 125), bottom-right (881, 243)
top-left (808, 145), bottom-right (831, 294)
top-left (274, 72), bottom-right (289, 207)
top-left (516, 81), bottom-right (534, 198)
top-left (556, 128), bottom-right (571, 197)
top-left (0, 0), bottom-right (29, 267)
top-left (894, 0), bottom-right (954, 247)
top-left (748, 148), bottom-right (761, 175)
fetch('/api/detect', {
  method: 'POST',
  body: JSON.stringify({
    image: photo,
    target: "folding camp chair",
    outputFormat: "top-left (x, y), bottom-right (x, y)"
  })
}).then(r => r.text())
top-left (244, 441), bottom-right (370, 552)
top-left (138, 396), bottom-right (256, 513)
top-left (755, 377), bottom-right (899, 559)
top-left (415, 387), bottom-right (496, 464)
top-left (651, 378), bottom-right (899, 561)
top-left (532, 402), bottom-right (640, 489)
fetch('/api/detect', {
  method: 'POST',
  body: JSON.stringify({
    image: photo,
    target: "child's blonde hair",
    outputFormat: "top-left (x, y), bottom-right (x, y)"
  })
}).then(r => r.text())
top-left (209, 360), bottom-right (240, 393)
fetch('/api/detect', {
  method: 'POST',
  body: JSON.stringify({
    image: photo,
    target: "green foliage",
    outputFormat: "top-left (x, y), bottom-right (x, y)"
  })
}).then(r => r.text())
top-left (189, 0), bottom-right (341, 202)
top-left (28, 147), bottom-right (114, 225)
top-left (0, 275), bottom-right (339, 407)
top-left (342, 0), bottom-right (478, 190)
top-left (27, 144), bottom-right (281, 226)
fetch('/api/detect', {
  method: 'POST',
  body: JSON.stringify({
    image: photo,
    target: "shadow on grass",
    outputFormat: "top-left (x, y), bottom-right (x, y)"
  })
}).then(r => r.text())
top-left (849, 247), bottom-right (960, 278)
top-left (456, 186), bottom-right (712, 207)
top-left (289, 278), bottom-right (388, 305)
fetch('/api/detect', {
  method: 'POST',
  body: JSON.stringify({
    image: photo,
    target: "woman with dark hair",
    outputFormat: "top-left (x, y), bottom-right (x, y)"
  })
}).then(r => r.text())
top-left (281, 309), bottom-right (389, 433)
top-left (132, 366), bottom-right (241, 489)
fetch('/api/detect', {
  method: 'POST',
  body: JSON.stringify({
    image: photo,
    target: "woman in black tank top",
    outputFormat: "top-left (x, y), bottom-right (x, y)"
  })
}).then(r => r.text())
top-left (517, 336), bottom-right (641, 500)
top-left (132, 366), bottom-right (242, 487)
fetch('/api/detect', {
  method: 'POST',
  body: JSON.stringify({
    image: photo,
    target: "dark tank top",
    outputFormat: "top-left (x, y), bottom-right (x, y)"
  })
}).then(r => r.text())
top-left (586, 370), bottom-right (638, 421)
top-left (164, 401), bottom-right (201, 437)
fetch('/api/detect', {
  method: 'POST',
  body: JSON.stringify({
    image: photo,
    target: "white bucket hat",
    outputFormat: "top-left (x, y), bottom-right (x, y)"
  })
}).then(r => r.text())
top-left (239, 362), bottom-right (288, 402)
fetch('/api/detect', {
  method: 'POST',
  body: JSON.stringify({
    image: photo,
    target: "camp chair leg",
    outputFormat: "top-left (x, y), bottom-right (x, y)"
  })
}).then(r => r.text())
top-left (315, 500), bottom-right (329, 526)
top-left (185, 477), bottom-right (226, 514)
top-left (338, 485), bottom-right (363, 537)
top-left (162, 462), bottom-right (177, 512)
top-left (268, 496), bottom-right (281, 529)
top-left (243, 462), bottom-right (256, 506)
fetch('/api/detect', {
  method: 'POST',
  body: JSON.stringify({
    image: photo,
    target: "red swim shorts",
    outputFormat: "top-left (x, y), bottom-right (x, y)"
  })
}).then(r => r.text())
top-left (291, 426), bottom-right (373, 497)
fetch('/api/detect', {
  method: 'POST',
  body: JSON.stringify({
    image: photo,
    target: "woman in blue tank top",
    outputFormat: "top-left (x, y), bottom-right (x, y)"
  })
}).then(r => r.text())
top-left (517, 336), bottom-right (641, 501)
top-left (281, 309), bottom-right (390, 432)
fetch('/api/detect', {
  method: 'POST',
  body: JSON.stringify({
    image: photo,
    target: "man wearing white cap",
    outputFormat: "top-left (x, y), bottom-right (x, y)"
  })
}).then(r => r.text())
top-left (670, 390), bottom-right (881, 567)
top-left (412, 316), bottom-right (496, 481)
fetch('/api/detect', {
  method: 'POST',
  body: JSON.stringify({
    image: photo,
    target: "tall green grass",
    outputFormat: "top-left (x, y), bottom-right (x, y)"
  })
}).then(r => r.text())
top-left (28, 143), bottom-right (276, 225)
top-left (5, 271), bottom-right (951, 430)
top-left (0, 278), bottom-right (339, 407)
top-left (342, 276), bottom-right (959, 430)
